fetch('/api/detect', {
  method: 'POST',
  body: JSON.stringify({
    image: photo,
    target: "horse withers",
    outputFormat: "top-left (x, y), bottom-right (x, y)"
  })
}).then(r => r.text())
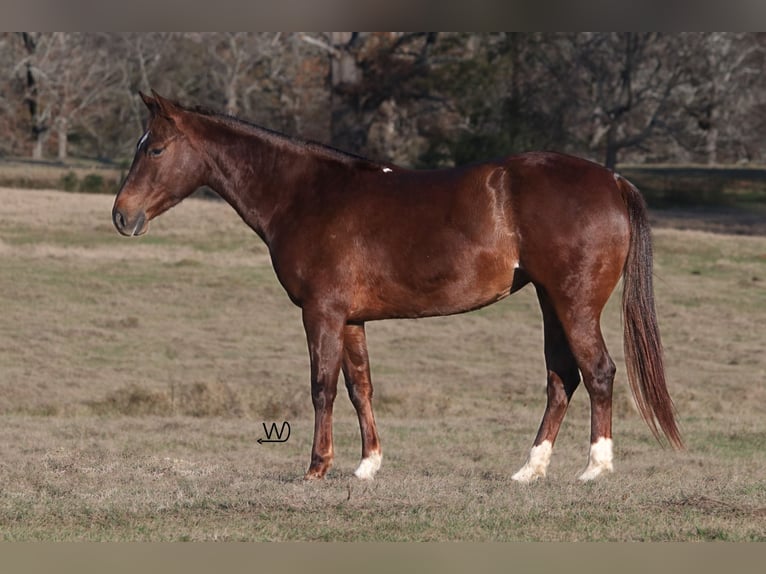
top-left (112, 91), bottom-right (682, 482)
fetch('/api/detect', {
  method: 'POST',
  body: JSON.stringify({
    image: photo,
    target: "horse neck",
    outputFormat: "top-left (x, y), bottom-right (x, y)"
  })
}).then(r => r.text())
top-left (196, 118), bottom-right (325, 245)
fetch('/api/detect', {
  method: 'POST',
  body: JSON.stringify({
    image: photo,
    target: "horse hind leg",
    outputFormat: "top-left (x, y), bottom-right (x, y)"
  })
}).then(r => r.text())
top-left (571, 329), bottom-right (616, 481)
top-left (342, 323), bottom-right (382, 479)
top-left (556, 304), bottom-right (617, 481)
top-left (512, 287), bottom-right (581, 483)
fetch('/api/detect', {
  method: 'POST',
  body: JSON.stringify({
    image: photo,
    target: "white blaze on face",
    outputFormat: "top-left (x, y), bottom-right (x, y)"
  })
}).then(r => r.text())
top-left (382, 167), bottom-right (393, 173)
top-left (578, 437), bottom-right (614, 481)
top-left (136, 131), bottom-right (150, 150)
top-left (512, 440), bottom-right (553, 483)
top-left (354, 451), bottom-right (382, 480)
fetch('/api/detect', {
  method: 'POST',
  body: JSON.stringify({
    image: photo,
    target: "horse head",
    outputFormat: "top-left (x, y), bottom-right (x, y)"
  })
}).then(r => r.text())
top-left (112, 91), bottom-right (206, 236)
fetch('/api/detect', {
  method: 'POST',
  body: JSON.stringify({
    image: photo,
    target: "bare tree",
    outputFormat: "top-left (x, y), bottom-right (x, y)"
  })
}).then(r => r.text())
top-left (0, 34), bottom-right (22, 156)
top-left (115, 33), bottom-right (176, 134)
top-left (203, 32), bottom-right (266, 115)
top-left (8, 33), bottom-right (122, 160)
top-left (675, 33), bottom-right (765, 164)
top-left (48, 33), bottom-right (123, 160)
top-left (301, 32), bottom-right (440, 159)
top-left (1, 33), bottom-right (765, 168)
top-left (11, 32), bottom-right (54, 159)
top-left (174, 33), bottom-right (307, 135)
top-left (534, 33), bottom-right (692, 169)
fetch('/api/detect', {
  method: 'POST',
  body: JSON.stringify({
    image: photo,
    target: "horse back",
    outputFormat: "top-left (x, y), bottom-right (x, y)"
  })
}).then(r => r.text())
top-left (269, 151), bottom-right (628, 322)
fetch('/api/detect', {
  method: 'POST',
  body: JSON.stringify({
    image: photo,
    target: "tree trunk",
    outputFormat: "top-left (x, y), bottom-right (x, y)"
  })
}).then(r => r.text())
top-left (57, 117), bottom-right (68, 161)
top-left (705, 126), bottom-right (718, 165)
top-left (329, 32), bottom-right (368, 153)
top-left (225, 81), bottom-right (238, 115)
top-left (604, 126), bottom-right (618, 170)
top-left (330, 33), bottom-right (360, 86)
top-left (32, 132), bottom-right (44, 160)
top-left (20, 35), bottom-right (46, 160)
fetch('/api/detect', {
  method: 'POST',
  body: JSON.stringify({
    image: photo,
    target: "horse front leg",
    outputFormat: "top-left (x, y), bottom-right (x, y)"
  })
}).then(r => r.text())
top-left (302, 306), bottom-right (345, 480)
top-left (342, 323), bottom-right (382, 479)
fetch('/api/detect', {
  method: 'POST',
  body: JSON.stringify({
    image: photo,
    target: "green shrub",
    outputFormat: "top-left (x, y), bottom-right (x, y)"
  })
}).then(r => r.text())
top-left (79, 173), bottom-right (105, 194)
top-left (59, 171), bottom-right (79, 192)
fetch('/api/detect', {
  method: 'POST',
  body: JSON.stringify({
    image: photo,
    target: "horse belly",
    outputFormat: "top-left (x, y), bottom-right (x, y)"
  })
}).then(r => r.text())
top-left (350, 166), bottom-right (519, 320)
top-left (353, 241), bottom-right (518, 321)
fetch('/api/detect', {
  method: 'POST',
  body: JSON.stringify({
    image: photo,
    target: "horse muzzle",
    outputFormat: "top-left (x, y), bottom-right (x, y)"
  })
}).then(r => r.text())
top-left (112, 207), bottom-right (148, 237)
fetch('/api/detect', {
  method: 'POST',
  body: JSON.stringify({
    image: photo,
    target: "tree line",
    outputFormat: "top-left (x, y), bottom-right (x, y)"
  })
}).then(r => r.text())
top-left (1, 32), bottom-right (764, 169)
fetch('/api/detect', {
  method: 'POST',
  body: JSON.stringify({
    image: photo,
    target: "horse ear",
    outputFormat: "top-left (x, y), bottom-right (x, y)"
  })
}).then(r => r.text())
top-left (151, 90), bottom-right (180, 120)
top-left (139, 91), bottom-right (160, 115)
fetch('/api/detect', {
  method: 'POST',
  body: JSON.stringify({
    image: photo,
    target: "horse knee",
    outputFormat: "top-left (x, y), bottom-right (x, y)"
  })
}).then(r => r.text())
top-left (311, 379), bottom-right (337, 409)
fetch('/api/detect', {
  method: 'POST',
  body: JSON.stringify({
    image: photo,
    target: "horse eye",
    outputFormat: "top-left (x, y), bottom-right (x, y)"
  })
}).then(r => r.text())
top-left (148, 147), bottom-right (164, 157)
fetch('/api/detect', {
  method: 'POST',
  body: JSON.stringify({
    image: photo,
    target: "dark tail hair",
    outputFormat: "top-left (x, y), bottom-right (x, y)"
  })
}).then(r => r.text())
top-left (616, 175), bottom-right (683, 449)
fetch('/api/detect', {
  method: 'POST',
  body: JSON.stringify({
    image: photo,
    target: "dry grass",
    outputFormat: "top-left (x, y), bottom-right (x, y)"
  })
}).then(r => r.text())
top-left (0, 186), bottom-right (764, 541)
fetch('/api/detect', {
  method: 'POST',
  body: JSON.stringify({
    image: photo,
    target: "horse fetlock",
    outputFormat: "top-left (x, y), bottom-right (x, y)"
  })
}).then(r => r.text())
top-left (512, 440), bottom-right (552, 483)
top-left (354, 451), bottom-right (382, 480)
top-left (578, 437), bottom-right (614, 481)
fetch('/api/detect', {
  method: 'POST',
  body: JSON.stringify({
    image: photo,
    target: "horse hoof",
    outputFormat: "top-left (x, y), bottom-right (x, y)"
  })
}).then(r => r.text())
top-left (577, 463), bottom-right (614, 482)
top-left (354, 452), bottom-right (382, 480)
top-left (511, 468), bottom-right (544, 483)
top-left (304, 467), bottom-right (329, 480)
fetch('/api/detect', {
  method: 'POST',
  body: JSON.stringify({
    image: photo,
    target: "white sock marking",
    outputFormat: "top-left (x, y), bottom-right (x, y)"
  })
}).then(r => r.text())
top-left (354, 451), bottom-right (382, 480)
top-left (382, 167), bottom-right (392, 173)
top-left (512, 440), bottom-right (553, 483)
top-left (578, 437), bottom-right (614, 481)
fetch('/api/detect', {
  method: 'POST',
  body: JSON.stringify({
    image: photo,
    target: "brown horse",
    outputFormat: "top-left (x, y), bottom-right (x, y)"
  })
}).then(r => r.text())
top-left (112, 91), bottom-right (682, 482)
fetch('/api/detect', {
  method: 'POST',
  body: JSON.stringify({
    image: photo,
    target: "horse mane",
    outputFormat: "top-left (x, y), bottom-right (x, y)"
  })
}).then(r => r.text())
top-left (182, 103), bottom-right (382, 170)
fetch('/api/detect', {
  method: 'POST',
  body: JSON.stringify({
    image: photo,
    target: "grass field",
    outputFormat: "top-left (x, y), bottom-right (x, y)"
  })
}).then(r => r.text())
top-left (0, 186), bottom-right (764, 541)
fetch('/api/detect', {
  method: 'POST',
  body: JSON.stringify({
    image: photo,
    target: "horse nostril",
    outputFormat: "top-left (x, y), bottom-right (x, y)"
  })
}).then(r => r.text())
top-left (113, 209), bottom-right (126, 232)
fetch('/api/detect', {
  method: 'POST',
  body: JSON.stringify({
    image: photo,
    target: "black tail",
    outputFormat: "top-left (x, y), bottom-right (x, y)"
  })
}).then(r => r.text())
top-left (616, 175), bottom-right (683, 449)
